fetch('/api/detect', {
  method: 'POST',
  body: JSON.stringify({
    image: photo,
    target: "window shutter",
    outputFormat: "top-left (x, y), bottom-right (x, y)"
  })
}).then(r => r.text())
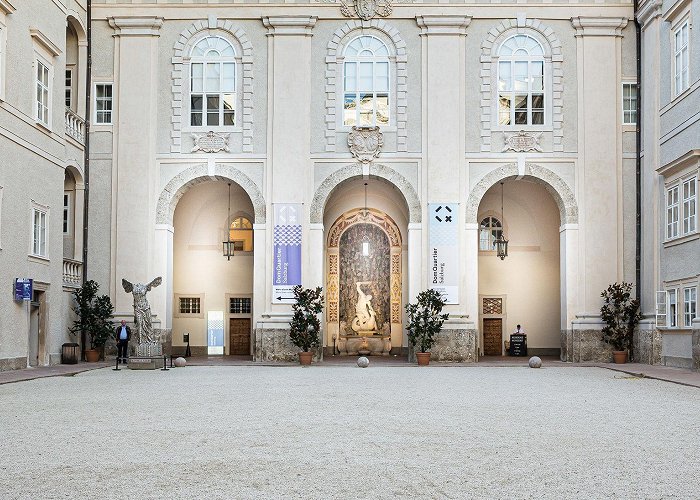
top-left (656, 290), bottom-right (667, 327)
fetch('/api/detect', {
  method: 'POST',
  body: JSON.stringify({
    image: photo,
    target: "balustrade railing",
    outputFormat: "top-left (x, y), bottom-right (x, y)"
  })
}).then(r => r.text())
top-left (64, 108), bottom-right (85, 144)
top-left (63, 258), bottom-right (82, 288)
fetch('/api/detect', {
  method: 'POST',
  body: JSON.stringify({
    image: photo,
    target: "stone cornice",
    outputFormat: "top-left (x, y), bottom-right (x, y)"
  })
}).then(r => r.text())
top-left (657, 149), bottom-right (700, 178)
top-left (262, 16), bottom-right (317, 36)
top-left (416, 15), bottom-right (471, 36)
top-left (29, 28), bottom-right (61, 57)
top-left (637, 0), bottom-right (664, 27)
top-left (0, 0), bottom-right (16, 15)
top-left (108, 17), bottom-right (164, 37)
top-left (571, 17), bottom-right (628, 37)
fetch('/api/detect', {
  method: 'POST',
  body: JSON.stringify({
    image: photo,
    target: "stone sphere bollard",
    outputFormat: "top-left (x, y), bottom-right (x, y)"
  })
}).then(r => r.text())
top-left (357, 356), bottom-right (370, 368)
top-left (174, 357), bottom-right (187, 368)
top-left (528, 356), bottom-right (542, 368)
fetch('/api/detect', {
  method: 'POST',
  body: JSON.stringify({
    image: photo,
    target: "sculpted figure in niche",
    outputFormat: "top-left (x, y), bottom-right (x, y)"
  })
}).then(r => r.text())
top-left (122, 277), bottom-right (162, 344)
top-left (352, 281), bottom-right (378, 333)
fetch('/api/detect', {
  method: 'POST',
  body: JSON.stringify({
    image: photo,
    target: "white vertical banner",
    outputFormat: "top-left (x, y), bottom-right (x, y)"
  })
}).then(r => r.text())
top-left (429, 203), bottom-right (459, 304)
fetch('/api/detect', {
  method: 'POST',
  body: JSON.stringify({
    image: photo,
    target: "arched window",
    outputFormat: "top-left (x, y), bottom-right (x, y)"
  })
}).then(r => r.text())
top-left (229, 216), bottom-right (253, 252)
top-left (479, 217), bottom-right (503, 251)
top-left (343, 36), bottom-right (390, 127)
top-left (189, 36), bottom-right (236, 127)
top-left (497, 35), bottom-right (544, 126)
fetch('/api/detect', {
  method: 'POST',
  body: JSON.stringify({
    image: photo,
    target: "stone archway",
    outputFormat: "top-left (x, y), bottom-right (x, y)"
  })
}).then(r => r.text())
top-left (310, 163), bottom-right (421, 224)
top-left (465, 163), bottom-right (578, 225)
top-left (156, 163), bottom-right (266, 226)
top-left (326, 208), bottom-right (402, 356)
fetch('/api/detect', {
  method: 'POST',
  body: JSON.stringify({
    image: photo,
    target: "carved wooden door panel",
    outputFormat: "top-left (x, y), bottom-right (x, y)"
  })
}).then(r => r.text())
top-left (483, 318), bottom-right (503, 356)
top-left (229, 318), bottom-right (251, 355)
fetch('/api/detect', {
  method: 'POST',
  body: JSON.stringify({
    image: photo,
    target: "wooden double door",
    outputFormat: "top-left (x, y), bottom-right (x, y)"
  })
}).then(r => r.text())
top-left (229, 318), bottom-right (251, 355)
top-left (483, 318), bottom-right (503, 356)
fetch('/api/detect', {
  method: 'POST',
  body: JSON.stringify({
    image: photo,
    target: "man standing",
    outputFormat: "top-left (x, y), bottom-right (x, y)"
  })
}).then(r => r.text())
top-left (115, 319), bottom-right (131, 364)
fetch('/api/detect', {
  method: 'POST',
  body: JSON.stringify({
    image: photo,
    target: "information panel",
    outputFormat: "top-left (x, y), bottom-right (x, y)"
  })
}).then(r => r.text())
top-left (272, 203), bottom-right (302, 304)
top-left (14, 278), bottom-right (32, 302)
top-left (428, 204), bottom-right (459, 304)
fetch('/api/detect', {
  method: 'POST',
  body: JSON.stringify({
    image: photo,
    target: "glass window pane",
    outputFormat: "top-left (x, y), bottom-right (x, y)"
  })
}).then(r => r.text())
top-left (514, 62), bottom-right (528, 91)
top-left (375, 62), bottom-right (389, 92)
top-left (531, 61), bottom-right (544, 91)
top-left (499, 62), bottom-right (511, 91)
top-left (222, 63), bottom-right (235, 92)
top-left (191, 95), bottom-right (203, 111)
top-left (498, 95), bottom-right (511, 125)
top-left (223, 110), bottom-right (235, 126)
top-left (359, 93), bottom-right (373, 112)
top-left (223, 94), bottom-right (234, 111)
top-left (191, 63), bottom-right (203, 92)
top-left (207, 95), bottom-right (219, 112)
top-left (532, 111), bottom-right (544, 125)
top-left (376, 94), bottom-right (389, 125)
top-left (359, 62), bottom-right (373, 90)
top-left (532, 94), bottom-right (544, 110)
top-left (206, 63), bottom-right (220, 92)
top-left (344, 62), bottom-right (357, 92)
top-left (191, 112), bottom-right (202, 126)
top-left (343, 94), bottom-right (356, 126)
top-left (207, 112), bottom-right (218, 126)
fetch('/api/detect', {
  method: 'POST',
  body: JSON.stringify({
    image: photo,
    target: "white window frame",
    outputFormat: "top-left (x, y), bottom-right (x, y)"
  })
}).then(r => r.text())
top-left (341, 35), bottom-right (392, 128)
top-left (65, 68), bottom-right (73, 109)
top-left (63, 192), bottom-right (70, 235)
top-left (94, 82), bottom-right (113, 125)
top-left (668, 288), bottom-right (678, 328)
top-left (478, 216), bottom-right (504, 252)
top-left (666, 185), bottom-right (680, 240)
top-left (673, 18), bottom-right (690, 97)
top-left (30, 202), bottom-right (49, 259)
top-left (622, 82), bottom-right (637, 125)
top-left (683, 286), bottom-right (697, 328)
top-left (35, 57), bottom-right (52, 127)
top-left (187, 36), bottom-right (237, 129)
top-left (496, 34), bottom-right (547, 128)
top-left (682, 177), bottom-right (696, 235)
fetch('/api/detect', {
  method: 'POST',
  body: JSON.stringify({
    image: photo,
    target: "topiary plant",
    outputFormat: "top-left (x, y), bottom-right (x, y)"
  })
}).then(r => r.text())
top-left (600, 282), bottom-right (642, 352)
top-left (289, 286), bottom-right (324, 352)
top-left (405, 289), bottom-right (449, 353)
top-left (70, 280), bottom-right (115, 354)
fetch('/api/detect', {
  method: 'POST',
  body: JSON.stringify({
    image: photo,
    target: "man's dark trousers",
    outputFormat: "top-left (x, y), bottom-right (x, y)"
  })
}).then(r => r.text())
top-left (117, 340), bottom-right (128, 362)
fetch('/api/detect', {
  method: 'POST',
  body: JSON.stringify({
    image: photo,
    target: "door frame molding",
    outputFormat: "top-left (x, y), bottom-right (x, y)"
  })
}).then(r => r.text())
top-left (479, 294), bottom-right (506, 356)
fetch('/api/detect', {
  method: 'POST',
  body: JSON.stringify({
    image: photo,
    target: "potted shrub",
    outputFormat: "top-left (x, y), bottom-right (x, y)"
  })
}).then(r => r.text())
top-left (289, 286), bottom-right (323, 365)
top-left (405, 289), bottom-right (449, 366)
top-left (70, 280), bottom-right (115, 362)
top-left (600, 282), bottom-right (642, 364)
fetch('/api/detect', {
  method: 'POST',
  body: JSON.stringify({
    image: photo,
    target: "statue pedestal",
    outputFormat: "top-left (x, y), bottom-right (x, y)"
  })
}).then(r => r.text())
top-left (339, 334), bottom-right (391, 356)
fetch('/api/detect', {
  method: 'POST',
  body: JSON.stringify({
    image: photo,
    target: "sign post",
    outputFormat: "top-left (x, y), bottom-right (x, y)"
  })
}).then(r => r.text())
top-left (272, 203), bottom-right (302, 304)
top-left (428, 204), bottom-right (459, 304)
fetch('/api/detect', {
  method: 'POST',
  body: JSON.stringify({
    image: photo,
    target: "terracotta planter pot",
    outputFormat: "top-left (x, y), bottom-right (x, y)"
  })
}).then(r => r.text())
top-left (298, 351), bottom-right (313, 366)
top-left (416, 352), bottom-right (431, 366)
top-left (85, 349), bottom-right (100, 363)
top-left (612, 350), bottom-right (628, 364)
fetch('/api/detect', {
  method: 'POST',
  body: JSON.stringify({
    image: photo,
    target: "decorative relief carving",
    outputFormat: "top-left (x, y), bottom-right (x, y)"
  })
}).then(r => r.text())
top-left (191, 131), bottom-right (230, 153)
top-left (327, 209), bottom-right (401, 248)
top-left (348, 126), bottom-right (384, 164)
top-left (340, 0), bottom-right (392, 21)
top-left (502, 130), bottom-right (543, 153)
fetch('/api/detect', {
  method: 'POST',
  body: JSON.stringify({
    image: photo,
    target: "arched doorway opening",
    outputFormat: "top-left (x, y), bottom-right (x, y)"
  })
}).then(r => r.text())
top-left (322, 176), bottom-right (410, 357)
top-left (476, 178), bottom-right (562, 357)
top-left (172, 180), bottom-right (255, 356)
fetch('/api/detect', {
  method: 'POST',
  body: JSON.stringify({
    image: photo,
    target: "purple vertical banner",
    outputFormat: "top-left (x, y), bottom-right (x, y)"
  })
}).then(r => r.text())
top-left (272, 203), bottom-right (302, 304)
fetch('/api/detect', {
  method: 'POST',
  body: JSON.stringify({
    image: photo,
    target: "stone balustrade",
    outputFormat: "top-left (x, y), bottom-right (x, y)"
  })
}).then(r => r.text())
top-left (64, 108), bottom-right (85, 144)
top-left (62, 258), bottom-right (82, 288)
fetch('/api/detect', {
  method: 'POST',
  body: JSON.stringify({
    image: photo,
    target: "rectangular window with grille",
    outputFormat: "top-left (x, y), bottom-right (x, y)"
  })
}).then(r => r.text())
top-left (63, 193), bottom-right (69, 234)
top-left (65, 69), bottom-right (72, 108)
top-left (684, 287), bottom-right (697, 328)
top-left (230, 297), bottom-right (251, 314)
top-left (95, 83), bottom-right (113, 124)
top-left (622, 83), bottom-right (637, 125)
top-left (36, 60), bottom-right (50, 125)
top-left (673, 19), bottom-right (689, 96)
top-left (179, 297), bottom-right (201, 314)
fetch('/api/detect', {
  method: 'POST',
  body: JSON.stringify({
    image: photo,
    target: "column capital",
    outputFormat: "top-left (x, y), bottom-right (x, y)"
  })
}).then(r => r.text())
top-left (571, 17), bottom-right (628, 37)
top-left (262, 16), bottom-right (317, 36)
top-left (416, 16), bottom-right (471, 36)
top-left (637, 0), bottom-right (664, 28)
top-left (108, 17), bottom-right (164, 37)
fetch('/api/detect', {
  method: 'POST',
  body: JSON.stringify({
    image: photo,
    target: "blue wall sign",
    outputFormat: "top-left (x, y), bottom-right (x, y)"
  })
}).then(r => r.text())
top-left (14, 278), bottom-right (33, 302)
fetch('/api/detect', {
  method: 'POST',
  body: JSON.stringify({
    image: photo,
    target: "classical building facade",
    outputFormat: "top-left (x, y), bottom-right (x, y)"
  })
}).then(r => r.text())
top-left (0, 0), bottom-right (87, 370)
top-left (2, 0), bottom-right (658, 368)
top-left (639, 0), bottom-right (699, 369)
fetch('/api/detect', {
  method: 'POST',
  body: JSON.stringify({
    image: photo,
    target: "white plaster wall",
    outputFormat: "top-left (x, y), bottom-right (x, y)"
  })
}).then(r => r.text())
top-left (478, 180), bottom-right (561, 349)
top-left (172, 180), bottom-right (254, 350)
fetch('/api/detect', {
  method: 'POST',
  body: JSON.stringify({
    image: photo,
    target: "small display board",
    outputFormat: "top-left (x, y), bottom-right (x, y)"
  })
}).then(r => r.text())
top-left (14, 278), bottom-right (32, 302)
top-left (509, 334), bottom-right (528, 357)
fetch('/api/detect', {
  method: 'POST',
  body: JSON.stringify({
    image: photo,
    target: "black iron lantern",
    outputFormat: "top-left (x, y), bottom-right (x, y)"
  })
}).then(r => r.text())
top-left (494, 181), bottom-right (509, 260)
top-left (222, 183), bottom-right (235, 260)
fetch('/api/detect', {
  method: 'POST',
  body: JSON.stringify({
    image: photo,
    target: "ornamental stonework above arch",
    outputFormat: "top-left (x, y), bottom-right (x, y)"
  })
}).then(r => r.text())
top-left (327, 209), bottom-right (401, 248)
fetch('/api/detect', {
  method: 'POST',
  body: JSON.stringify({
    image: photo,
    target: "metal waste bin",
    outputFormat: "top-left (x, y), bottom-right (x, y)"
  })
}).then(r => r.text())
top-left (61, 343), bottom-right (80, 364)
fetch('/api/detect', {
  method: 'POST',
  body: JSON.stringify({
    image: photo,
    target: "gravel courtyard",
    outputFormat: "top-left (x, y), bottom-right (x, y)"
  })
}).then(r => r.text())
top-left (1, 365), bottom-right (699, 499)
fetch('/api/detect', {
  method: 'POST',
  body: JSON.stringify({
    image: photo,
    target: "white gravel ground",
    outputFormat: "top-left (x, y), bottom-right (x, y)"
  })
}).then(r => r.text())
top-left (1, 365), bottom-right (699, 499)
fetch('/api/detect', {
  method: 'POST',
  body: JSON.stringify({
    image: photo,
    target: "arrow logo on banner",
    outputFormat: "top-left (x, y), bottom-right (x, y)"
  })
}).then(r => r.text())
top-left (275, 296), bottom-right (295, 302)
